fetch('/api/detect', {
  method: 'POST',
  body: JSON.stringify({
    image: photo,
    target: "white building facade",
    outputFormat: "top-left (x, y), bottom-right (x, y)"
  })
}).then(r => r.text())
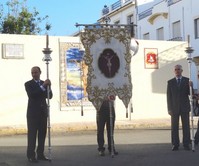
top-left (99, 0), bottom-right (199, 47)
top-left (137, 0), bottom-right (199, 57)
top-left (98, 0), bottom-right (199, 87)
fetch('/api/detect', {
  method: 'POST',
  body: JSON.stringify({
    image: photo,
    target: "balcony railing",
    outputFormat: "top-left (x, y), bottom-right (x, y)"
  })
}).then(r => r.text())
top-left (167, 37), bottom-right (183, 41)
top-left (138, 8), bottom-right (153, 20)
top-left (101, 0), bottom-right (133, 16)
top-left (167, 0), bottom-right (182, 6)
top-left (111, 0), bottom-right (121, 11)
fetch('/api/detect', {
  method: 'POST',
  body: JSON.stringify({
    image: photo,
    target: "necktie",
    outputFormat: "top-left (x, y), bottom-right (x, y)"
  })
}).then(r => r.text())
top-left (37, 81), bottom-right (41, 86)
top-left (177, 78), bottom-right (181, 86)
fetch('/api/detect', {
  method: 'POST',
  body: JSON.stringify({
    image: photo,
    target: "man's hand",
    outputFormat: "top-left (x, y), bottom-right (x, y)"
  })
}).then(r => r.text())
top-left (42, 79), bottom-right (51, 87)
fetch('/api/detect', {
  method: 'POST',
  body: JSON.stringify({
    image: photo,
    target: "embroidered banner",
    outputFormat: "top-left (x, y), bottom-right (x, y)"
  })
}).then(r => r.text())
top-left (80, 27), bottom-right (133, 110)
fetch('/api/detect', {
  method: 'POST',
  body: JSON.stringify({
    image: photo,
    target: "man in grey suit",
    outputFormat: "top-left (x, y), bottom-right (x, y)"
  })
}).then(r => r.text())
top-left (167, 64), bottom-right (191, 151)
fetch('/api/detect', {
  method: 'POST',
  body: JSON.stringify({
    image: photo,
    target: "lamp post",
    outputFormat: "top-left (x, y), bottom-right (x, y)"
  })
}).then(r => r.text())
top-left (42, 34), bottom-right (53, 161)
top-left (185, 35), bottom-right (195, 152)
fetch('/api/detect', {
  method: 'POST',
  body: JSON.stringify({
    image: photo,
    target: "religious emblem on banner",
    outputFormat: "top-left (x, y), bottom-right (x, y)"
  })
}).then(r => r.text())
top-left (80, 27), bottom-right (133, 111)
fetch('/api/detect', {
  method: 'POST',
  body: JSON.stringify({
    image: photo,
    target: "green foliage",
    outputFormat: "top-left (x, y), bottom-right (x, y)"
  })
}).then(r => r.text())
top-left (0, 0), bottom-right (51, 35)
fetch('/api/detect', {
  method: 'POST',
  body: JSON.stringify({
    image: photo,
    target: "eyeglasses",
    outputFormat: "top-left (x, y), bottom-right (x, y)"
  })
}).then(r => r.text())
top-left (175, 68), bottom-right (181, 71)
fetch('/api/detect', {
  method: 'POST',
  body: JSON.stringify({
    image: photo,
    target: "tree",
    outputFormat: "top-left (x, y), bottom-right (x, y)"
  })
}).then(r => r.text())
top-left (0, 0), bottom-right (51, 35)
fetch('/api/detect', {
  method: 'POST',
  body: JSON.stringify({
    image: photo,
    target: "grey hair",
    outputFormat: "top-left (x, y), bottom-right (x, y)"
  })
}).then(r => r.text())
top-left (174, 64), bottom-right (182, 70)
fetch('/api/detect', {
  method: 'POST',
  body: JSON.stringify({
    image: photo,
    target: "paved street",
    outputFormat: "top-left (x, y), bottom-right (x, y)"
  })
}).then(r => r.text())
top-left (0, 129), bottom-right (199, 166)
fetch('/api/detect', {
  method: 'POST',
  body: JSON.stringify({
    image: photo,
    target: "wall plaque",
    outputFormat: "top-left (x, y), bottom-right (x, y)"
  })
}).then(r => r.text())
top-left (2, 44), bottom-right (24, 59)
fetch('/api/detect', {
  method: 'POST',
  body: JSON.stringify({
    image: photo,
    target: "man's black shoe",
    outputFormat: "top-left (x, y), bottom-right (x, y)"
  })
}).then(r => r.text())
top-left (37, 155), bottom-right (49, 161)
top-left (109, 150), bottom-right (119, 155)
top-left (172, 146), bottom-right (179, 151)
top-left (98, 150), bottom-right (105, 156)
top-left (28, 157), bottom-right (38, 163)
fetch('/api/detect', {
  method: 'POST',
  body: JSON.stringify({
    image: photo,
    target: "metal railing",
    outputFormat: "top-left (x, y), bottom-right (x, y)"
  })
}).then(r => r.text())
top-left (101, 0), bottom-right (133, 16)
top-left (167, 37), bottom-right (183, 41)
top-left (111, 0), bottom-right (121, 11)
top-left (138, 8), bottom-right (153, 20)
top-left (167, 0), bottom-right (182, 6)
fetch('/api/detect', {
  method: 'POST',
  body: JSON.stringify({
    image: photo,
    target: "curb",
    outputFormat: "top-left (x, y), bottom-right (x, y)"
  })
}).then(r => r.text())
top-left (0, 119), bottom-right (172, 136)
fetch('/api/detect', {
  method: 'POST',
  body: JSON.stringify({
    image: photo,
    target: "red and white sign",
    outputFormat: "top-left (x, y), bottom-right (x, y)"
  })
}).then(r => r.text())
top-left (144, 48), bottom-right (158, 69)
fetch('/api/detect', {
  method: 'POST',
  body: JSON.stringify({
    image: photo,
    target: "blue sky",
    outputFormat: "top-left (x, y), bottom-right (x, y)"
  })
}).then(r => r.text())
top-left (1, 0), bottom-right (117, 36)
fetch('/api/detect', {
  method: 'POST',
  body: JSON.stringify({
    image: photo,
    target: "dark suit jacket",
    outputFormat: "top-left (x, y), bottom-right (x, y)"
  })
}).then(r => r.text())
top-left (25, 79), bottom-right (53, 118)
top-left (167, 76), bottom-right (190, 114)
top-left (97, 100), bottom-right (115, 118)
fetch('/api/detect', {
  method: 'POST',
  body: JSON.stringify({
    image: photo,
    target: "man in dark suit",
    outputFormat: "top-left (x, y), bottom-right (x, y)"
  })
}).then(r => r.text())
top-left (96, 99), bottom-right (118, 156)
top-left (25, 66), bottom-right (53, 162)
top-left (167, 64), bottom-right (191, 151)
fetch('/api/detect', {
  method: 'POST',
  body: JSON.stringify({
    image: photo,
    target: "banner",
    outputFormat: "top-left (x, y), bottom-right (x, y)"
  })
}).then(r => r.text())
top-left (80, 27), bottom-right (132, 110)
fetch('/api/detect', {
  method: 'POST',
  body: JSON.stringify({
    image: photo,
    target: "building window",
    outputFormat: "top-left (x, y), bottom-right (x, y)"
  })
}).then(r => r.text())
top-left (172, 21), bottom-right (181, 39)
top-left (156, 27), bottom-right (164, 40)
top-left (127, 14), bottom-right (133, 24)
top-left (194, 18), bottom-right (199, 39)
top-left (143, 33), bottom-right (150, 40)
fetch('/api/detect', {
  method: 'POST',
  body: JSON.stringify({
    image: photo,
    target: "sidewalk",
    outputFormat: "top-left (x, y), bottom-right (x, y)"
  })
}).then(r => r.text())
top-left (2, 117), bottom-right (198, 136)
top-left (0, 118), bottom-right (172, 136)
